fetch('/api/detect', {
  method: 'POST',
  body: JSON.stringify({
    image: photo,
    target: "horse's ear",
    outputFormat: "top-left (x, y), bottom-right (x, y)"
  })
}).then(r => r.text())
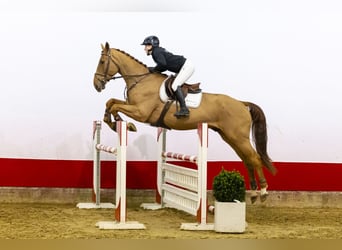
top-left (105, 42), bottom-right (110, 51)
top-left (101, 44), bottom-right (105, 50)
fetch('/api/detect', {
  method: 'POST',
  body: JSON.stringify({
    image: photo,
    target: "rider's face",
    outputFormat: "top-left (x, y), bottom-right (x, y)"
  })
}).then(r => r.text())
top-left (144, 45), bottom-right (153, 55)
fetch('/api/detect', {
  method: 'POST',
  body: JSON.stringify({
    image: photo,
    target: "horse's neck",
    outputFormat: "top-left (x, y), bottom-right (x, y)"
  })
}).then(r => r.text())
top-left (112, 49), bottom-right (145, 76)
top-left (112, 49), bottom-right (166, 92)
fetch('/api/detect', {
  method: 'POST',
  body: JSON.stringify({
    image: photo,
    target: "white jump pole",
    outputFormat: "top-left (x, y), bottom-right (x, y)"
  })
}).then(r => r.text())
top-left (95, 121), bottom-right (145, 230)
top-left (77, 120), bottom-right (145, 229)
top-left (141, 123), bottom-right (213, 231)
top-left (76, 121), bottom-right (115, 209)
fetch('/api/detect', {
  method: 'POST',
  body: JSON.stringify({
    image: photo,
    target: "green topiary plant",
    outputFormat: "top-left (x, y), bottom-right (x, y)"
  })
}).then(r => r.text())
top-left (212, 168), bottom-right (246, 202)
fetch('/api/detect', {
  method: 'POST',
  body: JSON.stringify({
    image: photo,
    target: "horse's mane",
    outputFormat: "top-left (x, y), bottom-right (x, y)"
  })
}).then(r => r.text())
top-left (112, 48), bottom-right (168, 77)
top-left (113, 48), bottom-right (147, 68)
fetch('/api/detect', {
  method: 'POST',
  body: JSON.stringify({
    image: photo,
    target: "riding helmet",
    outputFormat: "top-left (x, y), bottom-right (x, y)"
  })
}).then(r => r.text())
top-left (141, 36), bottom-right (160, 47)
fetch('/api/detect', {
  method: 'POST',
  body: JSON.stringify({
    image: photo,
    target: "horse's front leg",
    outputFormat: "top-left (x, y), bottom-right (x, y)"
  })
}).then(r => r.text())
top-left (106, 99), bottom-right (140, 132)
top-left (104, 98), bottom-right (126, 132)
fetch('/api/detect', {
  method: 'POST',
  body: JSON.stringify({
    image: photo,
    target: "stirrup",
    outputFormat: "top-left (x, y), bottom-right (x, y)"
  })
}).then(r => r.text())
top-left (174, 108), bottom-right (189, 118)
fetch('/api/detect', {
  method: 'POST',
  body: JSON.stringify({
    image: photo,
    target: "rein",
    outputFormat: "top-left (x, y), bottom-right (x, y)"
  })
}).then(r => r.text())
top-left (110, 73), bottom-right (150, 81)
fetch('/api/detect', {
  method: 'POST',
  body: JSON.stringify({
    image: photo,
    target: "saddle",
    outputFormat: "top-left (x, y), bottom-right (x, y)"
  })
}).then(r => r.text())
top-left (152, 75), bottom-right (203, 129)
top-left (164, 75), bottom-right (202, 99)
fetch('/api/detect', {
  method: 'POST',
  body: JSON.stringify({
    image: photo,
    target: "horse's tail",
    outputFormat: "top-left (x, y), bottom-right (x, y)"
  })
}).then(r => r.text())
top-left (243, 102), bottom-right (277, 175)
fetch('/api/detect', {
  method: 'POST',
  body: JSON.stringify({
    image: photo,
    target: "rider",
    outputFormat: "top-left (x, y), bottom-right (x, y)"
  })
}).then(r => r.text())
top-left (141, 35), bottom-right (194, 118)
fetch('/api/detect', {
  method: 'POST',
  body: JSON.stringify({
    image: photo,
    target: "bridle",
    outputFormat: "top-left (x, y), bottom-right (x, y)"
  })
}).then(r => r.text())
top-left (94, 50), bottom-right (113, 89)
top-left (94, 49), bottom-right (150, 92)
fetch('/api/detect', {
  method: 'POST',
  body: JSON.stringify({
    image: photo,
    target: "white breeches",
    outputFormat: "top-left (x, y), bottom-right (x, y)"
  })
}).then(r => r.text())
top-left (171, 59), bottom-right (195, 91)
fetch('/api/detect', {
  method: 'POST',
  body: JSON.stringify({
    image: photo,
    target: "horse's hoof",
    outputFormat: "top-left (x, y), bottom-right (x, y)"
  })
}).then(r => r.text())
top-left (250, 195), bottom-right (258, 204)
top-left (104, 122), bottom-right (117, 132)
top-left (128, 122), bottom-right (137, 132)
top-left (260, 193), bottom-right (268, 202)
top-left (110, 125), bottom-right (117, 132)
top-left (103, 116), bottom-right (111, 125)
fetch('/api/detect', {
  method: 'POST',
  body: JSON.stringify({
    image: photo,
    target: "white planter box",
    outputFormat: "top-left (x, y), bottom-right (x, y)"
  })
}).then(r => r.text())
top-left (214, 200), bottom-right (246, 233)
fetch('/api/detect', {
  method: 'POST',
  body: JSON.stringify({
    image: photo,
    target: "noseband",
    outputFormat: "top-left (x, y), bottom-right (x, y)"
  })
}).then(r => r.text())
top-left (94, 50), bottom-right (114, 88)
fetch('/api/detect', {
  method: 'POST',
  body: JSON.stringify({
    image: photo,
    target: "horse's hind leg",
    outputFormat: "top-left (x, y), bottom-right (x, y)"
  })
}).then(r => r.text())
top-left (257, 170), bottom-right (269, 202)
top-left (234, 146), bottom-right (263, 203)
top-left (246, 167), bottom-right (258, 204)
top-left (239, 144), bottom-right (269, 202)
top-left (240, 144), bottom-right (269, 202)
top-left (221, 131), bottom-right (269, 202)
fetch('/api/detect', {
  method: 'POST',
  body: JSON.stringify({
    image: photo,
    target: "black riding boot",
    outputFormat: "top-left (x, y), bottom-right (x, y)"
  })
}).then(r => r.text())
top-left (174, 86), bottom-right (190, 118)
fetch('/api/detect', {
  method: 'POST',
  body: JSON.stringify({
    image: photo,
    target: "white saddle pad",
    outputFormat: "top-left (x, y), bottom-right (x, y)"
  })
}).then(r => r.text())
top-left (159, 79), bottom-right (202, 108)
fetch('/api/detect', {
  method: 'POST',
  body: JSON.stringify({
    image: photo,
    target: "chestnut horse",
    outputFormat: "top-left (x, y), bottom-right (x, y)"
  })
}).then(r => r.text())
top-left (93, 42), bottom-right (276, 202)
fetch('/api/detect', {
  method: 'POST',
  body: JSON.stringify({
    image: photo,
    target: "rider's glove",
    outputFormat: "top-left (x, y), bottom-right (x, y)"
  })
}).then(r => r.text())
top-left (148, 67), bottom-right (155, 73)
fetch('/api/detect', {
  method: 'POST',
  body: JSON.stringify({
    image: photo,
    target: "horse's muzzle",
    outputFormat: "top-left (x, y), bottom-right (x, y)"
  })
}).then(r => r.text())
top-left (94, 80), bottom-right (106, 92)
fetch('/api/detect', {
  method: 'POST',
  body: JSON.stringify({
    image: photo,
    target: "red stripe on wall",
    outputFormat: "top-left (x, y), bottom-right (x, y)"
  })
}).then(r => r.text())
top-left (0, 158), bottom-right (341, 191)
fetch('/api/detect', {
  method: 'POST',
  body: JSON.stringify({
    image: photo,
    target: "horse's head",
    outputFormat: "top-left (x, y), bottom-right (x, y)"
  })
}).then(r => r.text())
top-left (93, 42), bottom-right (119, 92)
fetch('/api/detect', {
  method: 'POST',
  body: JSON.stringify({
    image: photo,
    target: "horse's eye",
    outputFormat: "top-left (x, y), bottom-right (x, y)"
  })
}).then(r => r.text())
top-left (100, 60), bottom-right (105, 64)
